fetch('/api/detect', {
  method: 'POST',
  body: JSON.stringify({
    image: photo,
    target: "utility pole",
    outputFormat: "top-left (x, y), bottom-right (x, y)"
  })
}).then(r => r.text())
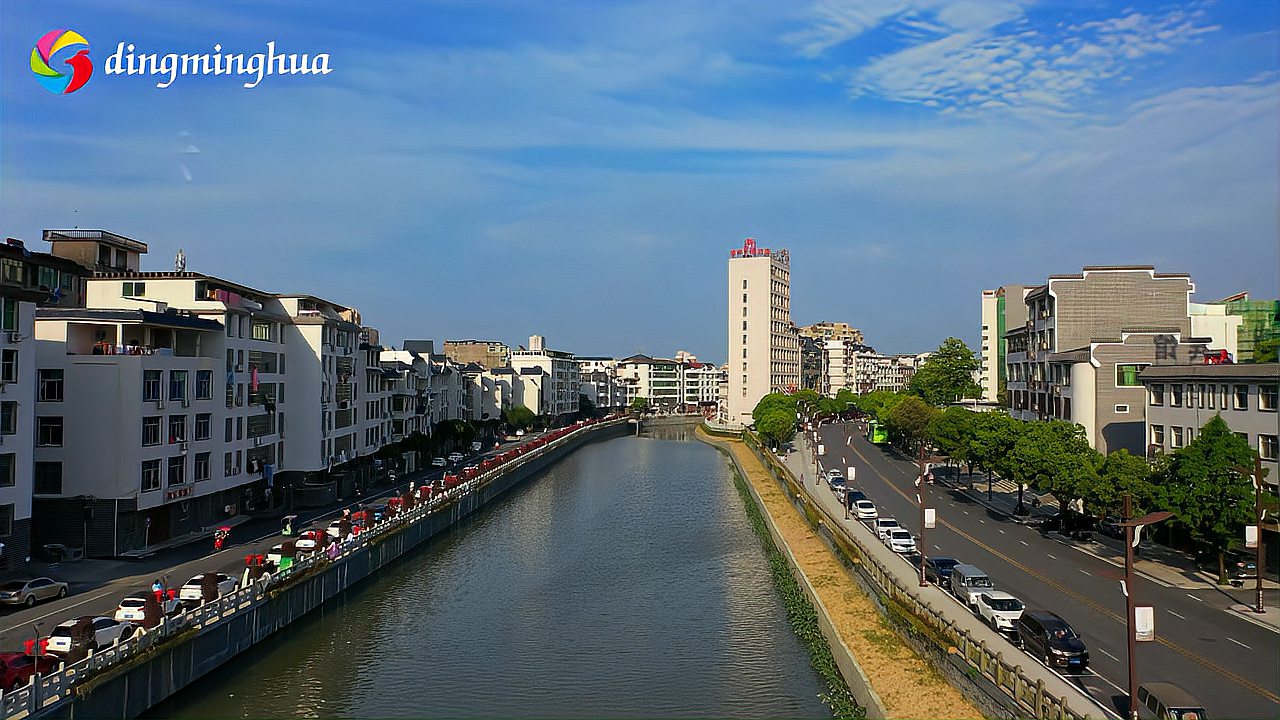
top-left (1235, 455), bottom-right (1270, 614)
top-left (1118, 493), bottom-right (1173, 720)
top-left (914, 442), bottom-right (945, 587)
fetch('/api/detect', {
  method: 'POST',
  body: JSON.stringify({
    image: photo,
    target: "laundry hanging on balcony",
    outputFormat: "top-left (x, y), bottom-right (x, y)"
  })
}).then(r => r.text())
top-left (250, 366), bottom-right (260, 391)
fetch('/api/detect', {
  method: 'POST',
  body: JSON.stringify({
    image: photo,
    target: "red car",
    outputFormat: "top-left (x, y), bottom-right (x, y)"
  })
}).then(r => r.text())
top-left (0, 652), bottom-right (59, 692)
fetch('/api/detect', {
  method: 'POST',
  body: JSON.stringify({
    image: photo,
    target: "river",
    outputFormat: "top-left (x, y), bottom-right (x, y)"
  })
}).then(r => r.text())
top-left (150, 427), bottom-right (829, 718)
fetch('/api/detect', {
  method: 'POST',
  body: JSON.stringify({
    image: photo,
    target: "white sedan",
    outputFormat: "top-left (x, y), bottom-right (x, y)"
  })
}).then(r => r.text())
top-left (853, 500), bottom-right (878, 520)
top-left (114, 592), bottom-right (181, 622)
top-left (45, 617), bottom-right (136, 655)
top-left (874, 517), bottom-right (902, 542)
top-left (178, 573), bottom-right (238, 604)
top-left (883, 528), bottom-right (917, 554)
top-left (976, 591), bottom-right (1025, 633)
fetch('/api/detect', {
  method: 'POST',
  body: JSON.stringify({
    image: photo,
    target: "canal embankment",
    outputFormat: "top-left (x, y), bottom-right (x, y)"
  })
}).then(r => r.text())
top-left (698, 427), bottom-right (982, 720)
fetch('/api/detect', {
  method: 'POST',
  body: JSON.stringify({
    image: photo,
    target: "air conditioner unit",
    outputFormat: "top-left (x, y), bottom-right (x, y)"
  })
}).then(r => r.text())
top-left (179, 442), bottom-right (189, 454)
top-left (6, 332), bottom-right (23, 343)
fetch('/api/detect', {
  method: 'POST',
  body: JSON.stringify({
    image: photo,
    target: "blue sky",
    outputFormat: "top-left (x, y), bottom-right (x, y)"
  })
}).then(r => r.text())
top-left (2, 0), bottom-right (1276, 362)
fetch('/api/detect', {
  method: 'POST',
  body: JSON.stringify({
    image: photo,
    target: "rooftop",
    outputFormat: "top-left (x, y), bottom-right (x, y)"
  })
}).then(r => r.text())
top-left (43, 229), bottom-right (148, 253)
top-left (1140, 363), bottom-right (1280, 382)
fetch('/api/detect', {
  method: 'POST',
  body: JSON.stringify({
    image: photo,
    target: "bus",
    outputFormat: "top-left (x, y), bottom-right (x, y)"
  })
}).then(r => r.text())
top-left (867, 419), bottom-right (889, 444)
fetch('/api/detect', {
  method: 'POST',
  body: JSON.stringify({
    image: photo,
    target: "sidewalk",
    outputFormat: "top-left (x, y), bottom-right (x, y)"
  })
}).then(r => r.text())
top-left (936, 469), bottom-right (1280, 632)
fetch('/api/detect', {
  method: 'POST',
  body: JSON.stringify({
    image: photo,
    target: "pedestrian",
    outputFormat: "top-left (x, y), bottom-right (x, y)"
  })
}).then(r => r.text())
top-left (152, 578), bottom-right (163, 602)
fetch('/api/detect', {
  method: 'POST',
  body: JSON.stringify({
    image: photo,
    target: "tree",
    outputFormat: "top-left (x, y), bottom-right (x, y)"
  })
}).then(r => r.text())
top-left (1080, 449), bottom-right (1155, 520)
top-left (1154, 415), bottom-right (1256, 584)
top-left (1007, 420), bottom-right (1098, 518)
top-left (886, 395), bottom-right (939, 451)
top-left (908, 337), bottom-right (982, 406)
top-left (503, 404), bottom-right (536, 430)
top-left (630, 396), bottom-right (650, 412)
top-left (754, 392), bottom-right (796, 425)
top-left (757, 408), bottom-right (797, 448)
top-left (929, 407), bottom-right (977, 474)
top-left (578, 393), bottom-right (597, 419)
top-left (970, 411), bottom-right (1019, 484)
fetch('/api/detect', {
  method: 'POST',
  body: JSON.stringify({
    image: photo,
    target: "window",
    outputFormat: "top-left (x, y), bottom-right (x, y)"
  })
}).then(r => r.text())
top-left (1171, 426), bottom-right (1183, 448)
top-left (742, 293), bottom-right (747, 303)
top-left (141, 459), bottom-right (161, 492)
top-left (224, 452), bottom-right (233, 476)
top-left (0, 402), bottom-right (15, 435)
top-left (226, 313), bottom-right (235, 337)
top-left (167, 456), bottom-right (185, 486)
top-left (0, 454), bottom-right (12, 488)
top-left (37, 266), bottom-right (57, 289)
top-left (143, 370), bottom-right (161, 402)
top-left (1261, 435), bottom-right (1278, 461)
top-left (1170, 385), bottom-right (1183, 407)
top-left (1115, 404), bottom-right (1130, 414)
top-left (1, 259), bottom-right (23, 284)
top-left (0, 298), bottom-right (16, 332)
top-left (1261, 384), bottom-right (1277, 412)
top-left (195, 413), bottom-right (211, 440)
top-left (1151, 425), bottom-right (1165, 447)
top-left (0, 349), bottom-right (16, 383)
top-left (168, 370), bottom-right (188, 402)
top-left (196, 370), bottom-right (213, 399)
top-left (36, 417), bottom-right (63, 447)
top-left (33, 462), bottom-right (61, 495)
top-left (168, 415), bottom-right (186, 443)
top-left (122, 281), bottom-right (146, 297)
top-left (38, 369), bottom-right (63, 401)
top-left (252, 321), bottom-right (273, 341)
top-left (0, 504), bottom-right (11, 537)
top-left (1115, 364), bottom-right (1146, 387)
top-left (142, 416), bottom-right (161, 446)
top-left (97, 245), bottom-right (111, 266)
top-left (225, 417), bottom-right (234, 442)
top-left (1149, 384), bottom-right (1164, 406)
top-left (1198, 384), bottom-right (1208, 409)
top-left (194, 452), bottom-right (210, 482)
top-left (1233, 385), bottom-right (1249, 410)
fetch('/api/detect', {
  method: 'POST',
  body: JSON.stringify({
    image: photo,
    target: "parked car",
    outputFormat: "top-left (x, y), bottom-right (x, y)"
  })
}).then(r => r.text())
top-left (178, 574), bottom-right (238, 604)
top-left (826, 468), bottom-right (843, 481)
top-left (976, 591), bottom-right (1025, 633)
top-left (0, 577), bottom-right (68, 607)
top-left (431, 457), bottom-right (447, 467)
top-left (949, 564), bottom-right (995, 609)
top-left (924, 557), bottom-right (961, 585)
top-left (1136, 683), bottom-right (1209, 720)
top-left (1016, 610), bottom-right (1089, 671)
top-left (326, 519), bottom-right (347, 539)
top-left (448, 452), bottom-right (464, 463)
top-left (114, 592), bottom-right (181, 622)
top-left (853, 500), bottom-right (878, 520)
top-left (0, 653), bottom-right (59, 692)
top-left (295, 529), bottom-right (325, 551)
top-left (45, 617), bottom-right (136, 656)
top-left (470, 441), bottom-right (483, 452)
top-left (846, 490), bottom-right (867, 504)
top-left (884, 528), bottom-right (917, 554)
top-left (1098, 516), bottom-right (1123, 539)
top-left (874, 517), bottom-right (901, 542)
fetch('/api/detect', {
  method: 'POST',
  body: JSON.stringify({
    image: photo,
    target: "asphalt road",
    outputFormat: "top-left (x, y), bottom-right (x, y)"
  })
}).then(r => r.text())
top-left (815, 422), bottom-right (1280, 720)
top-left (0, 438), bottom-right (535, 653)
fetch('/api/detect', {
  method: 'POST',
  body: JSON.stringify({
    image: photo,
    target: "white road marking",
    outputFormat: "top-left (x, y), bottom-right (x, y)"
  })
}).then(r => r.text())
top-left (1046, 553), bottom-right (1057, 559)
top-left (1019, 540), bottom-right (1029, 546)
top-left (1227, 637), bottom-right (1251, 650)
top-left (932, 545), bottom-right (941, 550)
top-left (998, 529), bottom-right (1006, 534)
top-left (978, 519), bottom-right (986, 524)
top-left (1167, 610), bottom-right (1187, 620)
top-left (1078, 569), bottom-right (1091, 576)
top-left (1186, 593), bottom-right (1203, 602)
top-left (1099, 648), bottom-right (1120, 662)
top-left (962, 510), bottom-right (969, 515)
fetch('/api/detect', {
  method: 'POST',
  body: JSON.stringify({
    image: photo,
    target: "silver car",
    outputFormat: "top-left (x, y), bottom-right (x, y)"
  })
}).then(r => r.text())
top-left (0, 577), bottom-right (68, 607)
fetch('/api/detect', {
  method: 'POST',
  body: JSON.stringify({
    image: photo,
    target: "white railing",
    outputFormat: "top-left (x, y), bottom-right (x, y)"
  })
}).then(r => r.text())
top-left (0, 417), bottom-right (625, 720)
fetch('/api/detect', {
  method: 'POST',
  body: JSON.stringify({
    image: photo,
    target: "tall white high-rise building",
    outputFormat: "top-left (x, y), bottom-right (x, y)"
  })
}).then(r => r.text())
top-left (725, 238), bottom-right (800, 426)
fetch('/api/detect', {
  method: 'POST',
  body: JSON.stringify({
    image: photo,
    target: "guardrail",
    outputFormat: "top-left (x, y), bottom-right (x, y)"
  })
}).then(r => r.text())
top-left (739, 431), bottom-right (1093, 720)
top-left (0, 416), bottom-right (626, 720)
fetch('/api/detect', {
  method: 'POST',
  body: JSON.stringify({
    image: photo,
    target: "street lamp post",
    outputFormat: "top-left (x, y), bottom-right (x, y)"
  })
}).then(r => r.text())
top-left (31, 622), bottom-right (42, 708)
top-left (1235, 456), bottom-right (1270, 614)
top-left (914, 442), bottom-right (946, 588)
top-left (1119, 493), bottom-right (1174, 720)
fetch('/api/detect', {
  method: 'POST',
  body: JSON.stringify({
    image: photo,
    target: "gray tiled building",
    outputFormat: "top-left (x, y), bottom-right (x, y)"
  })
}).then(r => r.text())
top-left (1005, 266), bottom-right (1227, 455)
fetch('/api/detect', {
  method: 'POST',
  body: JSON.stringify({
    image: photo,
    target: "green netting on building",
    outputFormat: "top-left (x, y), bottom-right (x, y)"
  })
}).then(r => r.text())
top-left (1225, 297), bottom-right (1280, 362)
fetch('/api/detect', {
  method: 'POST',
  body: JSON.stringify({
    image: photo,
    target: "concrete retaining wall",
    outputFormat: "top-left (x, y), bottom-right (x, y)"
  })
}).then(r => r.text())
top-left (40, 422), bottom-right (630, 720)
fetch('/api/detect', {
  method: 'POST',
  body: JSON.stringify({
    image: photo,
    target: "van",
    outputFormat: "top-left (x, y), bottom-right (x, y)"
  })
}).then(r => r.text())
top-left (1136, 683), bottom-right (1209, 720)
top-left (1016, 610), bottom-right (1088, 671)
top-left (948, 564), bottom-right (994, 608)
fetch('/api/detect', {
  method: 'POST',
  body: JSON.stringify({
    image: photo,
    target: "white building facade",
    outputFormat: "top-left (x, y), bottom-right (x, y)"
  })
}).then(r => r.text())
top-left (725, 238), bottom-right (800, 426)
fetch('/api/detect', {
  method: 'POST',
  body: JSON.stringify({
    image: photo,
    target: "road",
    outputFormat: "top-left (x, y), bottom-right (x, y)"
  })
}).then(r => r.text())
top-left (814, 422), bottom-right (1280, 720)
top-left (0, 438), bottom-right (534, 652)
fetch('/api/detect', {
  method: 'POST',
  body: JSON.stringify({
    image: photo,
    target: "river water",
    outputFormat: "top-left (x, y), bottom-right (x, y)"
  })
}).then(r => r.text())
top-left (151, 427), bottom-right (828, 718)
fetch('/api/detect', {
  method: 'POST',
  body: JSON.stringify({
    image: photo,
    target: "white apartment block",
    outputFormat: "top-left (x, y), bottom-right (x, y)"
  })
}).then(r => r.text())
top-left (0, 238), bottom-right (88, 577)
top-left (510, 335), bottom-right (579, 417)
top-left (980, 290), bottom-right (999, 403)
top-left (725, 238), bottom-right (800, 426)
top-left (682, 362), bottom-right (723, 409)
top-left (576, 356), bottom-right (626, 411)
top-left (617, 355), bottom-right (682, 409)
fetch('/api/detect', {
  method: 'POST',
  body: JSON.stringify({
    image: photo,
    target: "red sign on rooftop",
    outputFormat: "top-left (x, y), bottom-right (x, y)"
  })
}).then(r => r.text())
top-left (730, 237), bottom-right (771, 258)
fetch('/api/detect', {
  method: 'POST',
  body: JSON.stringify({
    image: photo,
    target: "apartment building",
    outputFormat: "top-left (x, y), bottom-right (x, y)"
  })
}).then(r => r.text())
top-left (510, 335), bottom-right (578, 417)
top-left (576, 356), bottom-right (626, 411)
top-left (683, 362), bottom-right (723, 412)
top-left (443, 339), bottom-right (510, 369)
top-left (0, 238), bottom-right (88, 576)
top-left (798, 321), bottom-right (863, 344)
top-left (979, 285), bottom-right (1030, 403)
top-left (1005, 266), bottom-right (1218, 455)
top-left (617, 355), bottom-right (681, 409)
top-left (725, 238), bottom-right (800, 426)
top-left (31, 230), bottom-right (294, 556)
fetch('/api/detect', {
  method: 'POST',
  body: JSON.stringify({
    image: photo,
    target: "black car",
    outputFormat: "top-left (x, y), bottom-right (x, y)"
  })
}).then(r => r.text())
top-left (923, 557), bottom-right (960, 585)
top-left (1017, 610), bottom-right (1088, 671)
top-left (846, 490), bottom-right (867, 504)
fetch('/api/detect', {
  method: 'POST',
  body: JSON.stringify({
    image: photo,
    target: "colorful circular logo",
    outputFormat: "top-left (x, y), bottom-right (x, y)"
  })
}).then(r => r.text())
top-left (30, 29), bottom-right (93, 95)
